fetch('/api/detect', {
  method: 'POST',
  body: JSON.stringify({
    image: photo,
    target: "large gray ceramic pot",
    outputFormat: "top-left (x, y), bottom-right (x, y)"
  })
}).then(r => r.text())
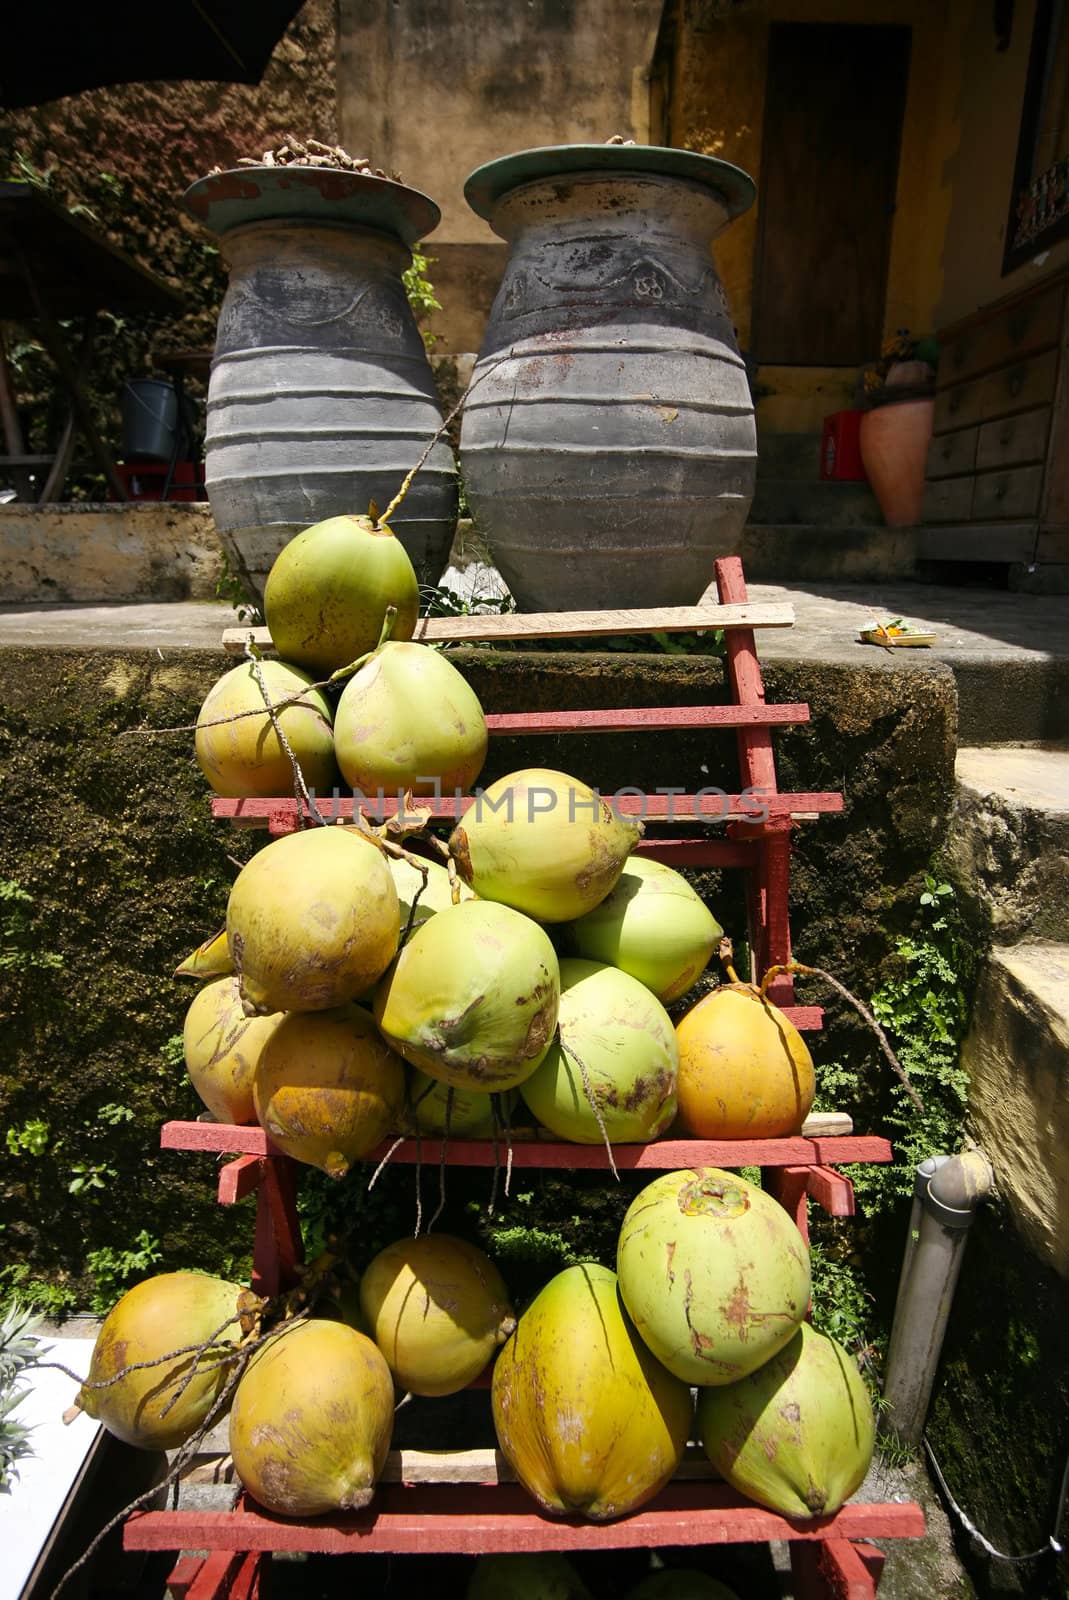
top-left (460, 146), bottom-right (756, 611)
top-left (184, 168), bottom-right (457, 601)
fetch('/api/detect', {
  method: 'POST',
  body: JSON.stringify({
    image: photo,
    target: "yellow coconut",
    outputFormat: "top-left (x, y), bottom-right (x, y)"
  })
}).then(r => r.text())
top-left (407, 1070), bottom-right (515, 1137)
top-left (449, 769), bottom-right (642, 923)
top-left (194, 658), bottom-right (336, 799)
top-left (174, 928), bottom-right (234, 981)
top-left (77, 1272), bottom-right (248, 1450)
top-left (253, 1005), bottom-right (404, 1177)
top-left (227, 826), bottom-right (399, 1014)
top-left (374, 900), bottom-right (559, 1093)
top-left (520, 959), bottom-right (678, 1144)
top-left (182, 975), bottom-right (282, 1124)
top-left (229, 1319), bottom-right (394, 1515)
top-left (360, 1234), bottom-right (515, 1396)
top-left (335, 641), bottom-right (488, 798)
top-left (492, 1262), bottom-right (692, 1520)
top-left (696, 1322), bottom-right (875, 1518)
top-left (263, 513), bottom-right (420, 675)
top-left (568, 856), bottom-right (723, 1002)
top-left (675, 985), bottom-right (815, 1139)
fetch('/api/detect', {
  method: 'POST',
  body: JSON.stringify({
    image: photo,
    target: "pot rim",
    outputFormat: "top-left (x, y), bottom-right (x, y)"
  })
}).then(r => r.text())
top-left (183, 167), bottom-right (440, 246)
top-left (464, 144), bottom-right (755, 225)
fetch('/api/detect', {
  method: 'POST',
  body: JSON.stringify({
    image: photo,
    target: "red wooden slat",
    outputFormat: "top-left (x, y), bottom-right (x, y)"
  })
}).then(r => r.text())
top-left (805, 1166), bottom-right (857, 1219)
top-left (124, 1486), bottom-right (925, 1556)
top-left (212, 792), bottom-right (842, 828)
top-left (166, 1554), bottom-right (203, 1600)
top-left (634, 837), bottom-right (757, 867)
top-left (485, 704), bottom-right (810, 735)
top-left (160, 1122), bottom-right (893, 1167)
top-left (791, 1539), bottom-right (881, 1600)
top-left (186, 1550), bottom-right (244, 1600)
top-left (252, 1157), bottom-right (303, 1297)
top-left (764, 1167), bottom-right (811, 1246)
top-left (229, 1552), bottom-right (269, 1600)
top-left (217, 1155), bottom-right (263, 1206)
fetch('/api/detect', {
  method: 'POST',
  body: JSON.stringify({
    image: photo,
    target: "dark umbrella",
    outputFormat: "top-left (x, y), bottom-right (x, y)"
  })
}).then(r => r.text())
top-left (0, 0), bottom-right (307, 109)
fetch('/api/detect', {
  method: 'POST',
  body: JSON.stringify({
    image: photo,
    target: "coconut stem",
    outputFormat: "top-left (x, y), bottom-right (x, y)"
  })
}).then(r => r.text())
top-left (561, 1037), bottom-right (619, 1182)
top-left (718, 934), bottom-right (742, 986)
top-left (759, 960), bottom-right (926, 1115)
top-left (367, 1134), bottom-right (405, 1191)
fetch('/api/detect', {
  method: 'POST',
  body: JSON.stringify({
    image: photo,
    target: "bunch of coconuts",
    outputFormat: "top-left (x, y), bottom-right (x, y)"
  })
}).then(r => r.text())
top-left (79, 1165), bottom-right (874, 1528)
top-left (79, 511), bottom-right (874, 1531)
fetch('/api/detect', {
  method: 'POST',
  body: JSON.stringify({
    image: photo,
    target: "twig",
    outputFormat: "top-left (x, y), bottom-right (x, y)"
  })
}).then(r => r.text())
top-left (244, 638), bottom-right (324, 828)
top-left (367, 1134), bottom-right (405, 1190)
top-left (560, 1038), bottom-right (619, 1181)
top-left (759, 961), bottom-right (926, 1115)
top-left (426, 1090), bottom-right (453, 1234)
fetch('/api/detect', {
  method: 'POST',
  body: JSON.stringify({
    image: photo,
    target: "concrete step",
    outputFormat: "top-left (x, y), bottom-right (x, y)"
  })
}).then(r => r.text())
top-left (749, 476), bottom-right (882, 527)
top-left (755, 430), bottom-right (823, 480)
top-left (963, 941), bottom-right (1069, 1276)
top-left (738, 523), bottom-right (914, 583)
top-left (947, 746), bottom-right (1069, 943)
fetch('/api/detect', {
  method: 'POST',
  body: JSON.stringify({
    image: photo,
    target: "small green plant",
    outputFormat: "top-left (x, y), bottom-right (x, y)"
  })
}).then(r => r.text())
top-left (0, 880), bottom-right (64, 973)
top-left (403, 248), bottom-right (442, 350)
top-left (809, 1236), bottom-right (874, 1350)
top-left (0, 1267), bottom-right (77, 1322)
top-left (67, 1161), bottom-right (117, 1198)
top-left (4, 1120), bottom-right (49, 1158)
top-left (96, 1103), bottom-right (134, 1127)
top-left (214, 555), bottom-right (262, 624)
top-left (160, 1034), bottom-right (186, 1072)
top-left (0, 1302), bottom-right (47, 1493)
top-left (84, 1230), bottom-right (163, 1316)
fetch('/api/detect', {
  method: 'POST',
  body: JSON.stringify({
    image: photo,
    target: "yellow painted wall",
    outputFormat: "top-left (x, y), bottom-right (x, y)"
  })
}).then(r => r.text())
top-left (938, 0), bottom-right (1069, 326)
top-left (670, 0), bottom-right (960, 429)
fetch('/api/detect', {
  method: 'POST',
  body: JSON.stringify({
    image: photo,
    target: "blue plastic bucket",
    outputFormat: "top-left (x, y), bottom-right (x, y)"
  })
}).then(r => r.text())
top-left (121, 379), bottom-right (179, 462)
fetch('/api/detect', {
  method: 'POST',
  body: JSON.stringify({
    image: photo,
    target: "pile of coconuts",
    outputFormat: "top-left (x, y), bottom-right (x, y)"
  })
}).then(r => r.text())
top-left (79, 509), bottom-right (874, 1536)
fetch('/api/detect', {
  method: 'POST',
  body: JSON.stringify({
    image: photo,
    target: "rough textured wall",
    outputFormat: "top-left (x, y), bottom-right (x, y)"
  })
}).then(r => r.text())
top-left (337, 0), bottom-right (665, 351)
top-left (0, 1), bottom-right (338, 475)
top-left (0, 643), bottom-right (955, 1303)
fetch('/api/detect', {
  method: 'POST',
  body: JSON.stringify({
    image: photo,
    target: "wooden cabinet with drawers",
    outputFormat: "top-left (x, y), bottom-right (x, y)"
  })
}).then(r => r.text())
top-left (922, 271), bottom-right (1069, 575)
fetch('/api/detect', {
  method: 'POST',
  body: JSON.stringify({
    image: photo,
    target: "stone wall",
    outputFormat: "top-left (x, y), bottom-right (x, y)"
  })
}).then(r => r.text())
top-left (0, 503), bottom-right (223, 603)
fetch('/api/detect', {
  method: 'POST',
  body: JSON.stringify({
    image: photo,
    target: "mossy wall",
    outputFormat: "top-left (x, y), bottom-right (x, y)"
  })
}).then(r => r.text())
top-left (0, 641), bottom-right (956, 1307)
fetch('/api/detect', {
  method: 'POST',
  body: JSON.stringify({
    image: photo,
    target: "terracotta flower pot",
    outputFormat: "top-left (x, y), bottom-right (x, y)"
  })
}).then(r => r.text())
top-left (859, 398), bottom-right (934, 527)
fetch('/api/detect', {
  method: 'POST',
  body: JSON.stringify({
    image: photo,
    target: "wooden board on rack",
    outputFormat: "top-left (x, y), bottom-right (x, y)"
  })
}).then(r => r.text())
top-left (125, 1485), bottom-right (925, 1556)
top-left (160, 1121), bottom-right (891, 1168)
top-left (222, 601), bottom-right (796, 655)
top-left (211, 791), bottom-right (844, 827)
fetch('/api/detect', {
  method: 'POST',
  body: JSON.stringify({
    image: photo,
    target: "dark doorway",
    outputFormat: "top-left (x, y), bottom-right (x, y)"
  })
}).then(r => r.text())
top-left (752, 22), bottom-right (912, 367)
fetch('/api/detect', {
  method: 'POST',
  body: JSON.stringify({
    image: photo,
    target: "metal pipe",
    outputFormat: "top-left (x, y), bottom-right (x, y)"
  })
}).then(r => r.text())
top-left (883, 1149), bottom-right (995, 1444)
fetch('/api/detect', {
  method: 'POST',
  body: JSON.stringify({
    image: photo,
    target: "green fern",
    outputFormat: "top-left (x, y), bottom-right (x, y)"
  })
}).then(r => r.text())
top-left (0, 1302), bottom-right (48, 1493)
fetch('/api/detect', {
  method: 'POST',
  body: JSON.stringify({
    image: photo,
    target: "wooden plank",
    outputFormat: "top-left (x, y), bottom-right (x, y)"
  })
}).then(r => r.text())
top-left (791, 1539), bottom-right (880, 1600)
top-left (914, 522), bottom-right (1038, 562)
top-left (187, 1447), bottom-right (723, 1489)
top-left (210, 792), bottom-right (845, 829)
top-left (925, 424), bottom-right (978, 480)
top-left (160, 1122), bottom-right (892, 1167)
top-left (217, 1155), bottom-right (264, 1206)
top-left (970, 463), bottom-right (1044, 520)
top-left (186, 1550), bottom-right (244, 1600)
top-left (222, 602), bottom-right (796, 655)
top-left (975, 405), bottom-right (1051, 470)
top-left (485, 704), bottom-right (811, 735)
top-left (635, 837), bottom-right (758, 868)
top-left (124, 1486), bottom-right (926, 1556)
top-left (804, 1165), bottom-right (856, 1218)
top-left (938, 279), bottom-right (1064, 388)
top-left (934, 347), bottom-right (1058, 433)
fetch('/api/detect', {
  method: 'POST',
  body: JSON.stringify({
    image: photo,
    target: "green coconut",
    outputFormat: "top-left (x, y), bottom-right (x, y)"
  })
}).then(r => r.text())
top-left (568, 856), bottom-right (723, 1002)
top-left (229, 1319), bottom-right (394, 1515)
top-left (194, 658), bottom-right (336, 799)
top-left (389, 853), bottom-right (476, 930)
top-left (616, 1168), bottom-right (810, 1386)
top-left (407, 1070), bottom-right (515, 1137)
top-left (335, 640), bottom-right (488, 797)
top-left (263, 513), bottom-right (420, 675)
top-left (627, 1573), bottom-right (741, 1600)
top-left (227, 826), bottom-right (399, 1014)
top-left (374, 900), bottom-right (559, 1092)
top-left (253, 1005), bottom-right (405, 1177)
top-left (182, 975), bottom-right (282, 1124)
top-left (520, 958), bottom-right (678, 1144)
top-left (696, 1322), bottom-right (875, 1518)
top-left (468, 1553), bottom-right (594, 1600)
top-left (77, 1272), bottom-right (247, 1450)
top-left (360, 1234), bottom-right (515, 1396)
top-left (492, 1262), bottom-right (692, 1521)
top-left (449, 768), bottom-right (642, 923)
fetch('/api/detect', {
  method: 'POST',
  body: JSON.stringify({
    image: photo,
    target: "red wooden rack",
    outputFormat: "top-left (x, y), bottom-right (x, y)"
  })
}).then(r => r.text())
top-left (127, 558), bottom-right (925, 1598)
